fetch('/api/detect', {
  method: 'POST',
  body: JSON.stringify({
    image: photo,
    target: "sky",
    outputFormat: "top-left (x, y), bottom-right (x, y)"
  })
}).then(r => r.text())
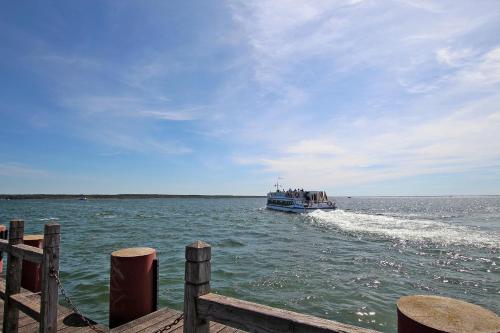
top-left (1, 0), bottom-right (500, 196)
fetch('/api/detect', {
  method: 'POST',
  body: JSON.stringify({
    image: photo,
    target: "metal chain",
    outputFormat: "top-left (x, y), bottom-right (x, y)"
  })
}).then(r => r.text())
top-left (50, 268), bottom-right (184, 333)
top-left (49, 268), bottom-right (106, 333)
top-left (151, 313), bottom-right (184, 333)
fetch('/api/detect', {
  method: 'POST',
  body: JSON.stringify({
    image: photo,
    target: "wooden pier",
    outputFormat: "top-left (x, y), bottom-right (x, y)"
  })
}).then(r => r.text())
top-left (4, 219), bottom-right (495, 333)
top-left (0, 292), bottom-right (241, 333)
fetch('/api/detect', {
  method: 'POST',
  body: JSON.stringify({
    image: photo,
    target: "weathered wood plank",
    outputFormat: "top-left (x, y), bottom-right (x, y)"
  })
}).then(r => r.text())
top-left (3, 219), bottom-right (25, 333)
top-left (57, 310), bottom-right (97, 333)
top-left (40, 223), bottom-right (60, 333)
top-left (209, 322), bottom-right (226, 333)
top-left (137, 312), bottom-right (183, 333)
top-left (184, 241), bottom-right (211, 333)
top-left (10, 293), bottom-right (41, 322)
top-left (0, 238), bottom-right (9, 251)
top-left (185, 262), bottom-right (210, 285)
top-left (0, 278), bottom-right (6, 299)
top-left (18, 307), bottom-right (73, 333)
top-left (61, 326), bottom-right (107, 333)
top-left (17, 305), bottom-right (102, 333)
top-left (113, 308), bottom-right (178, 333)
top-left (8, 312), bottom-right (32, 329)
top-left (56, 314), bottom-right (107, 333)
top-left (185, 241), bottom-right (211, 262)
top-left (130, 310), bottom-right (181, 333)
top-left (110, 308), bottom-right (172, 333)
top-left (197, 293), bottom-right (381, 333)
top-left (170, 320), bottom-right (223, 333)
top-left (11, 244), bottom-right (44, 264)
top-left (18, 306), bottom-right (70, 329)
top-left (214, 328), bottom-right (236, 333)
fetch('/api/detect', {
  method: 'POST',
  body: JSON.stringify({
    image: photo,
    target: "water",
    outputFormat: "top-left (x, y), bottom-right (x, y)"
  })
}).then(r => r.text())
top-left (0, 196), bottom-right (499, 332)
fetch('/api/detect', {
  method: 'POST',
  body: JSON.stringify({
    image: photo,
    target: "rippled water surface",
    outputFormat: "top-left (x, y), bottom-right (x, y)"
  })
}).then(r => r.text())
top-left (0, 197), bottom-right (499, 332)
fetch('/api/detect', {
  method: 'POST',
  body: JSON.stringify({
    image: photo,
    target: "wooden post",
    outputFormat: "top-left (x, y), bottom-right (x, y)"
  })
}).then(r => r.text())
top-left (40, 223), bottom-right (60, 333)
top-left (183, 241), bottom-right (211, 333)
top-left (152, 257), bottom-right (159, 312)
top-left (109, 247), bottom-right (157, 328)
top-left (0, 224), bottom-right (8, 272)
top-left (3, 219), bottom-right (25, 333)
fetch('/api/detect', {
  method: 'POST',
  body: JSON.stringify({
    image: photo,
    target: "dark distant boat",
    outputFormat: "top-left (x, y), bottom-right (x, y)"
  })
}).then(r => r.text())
top-left (266, 180), bottom-right (336, 213)
top-left (78, 195), bottom-right (88, 201)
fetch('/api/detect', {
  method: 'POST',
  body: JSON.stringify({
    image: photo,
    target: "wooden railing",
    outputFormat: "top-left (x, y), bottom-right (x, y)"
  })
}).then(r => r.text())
top-left (0, 220), bottom-right (60, 333)
top-left (183, 241), bottom-right (380, 333)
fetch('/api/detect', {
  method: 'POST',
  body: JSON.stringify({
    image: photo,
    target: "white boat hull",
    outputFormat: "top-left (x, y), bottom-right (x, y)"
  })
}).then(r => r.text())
top-left (266, 204), bottom-right (336, 213)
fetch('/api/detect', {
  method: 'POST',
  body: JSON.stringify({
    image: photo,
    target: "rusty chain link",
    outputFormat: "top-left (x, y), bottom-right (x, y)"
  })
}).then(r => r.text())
top-left (151, 313), bottom-right (184, 333)
top-left (50, 268), bottom-right (106, 333)
top-left (50, 268), bottom-right (184, 333)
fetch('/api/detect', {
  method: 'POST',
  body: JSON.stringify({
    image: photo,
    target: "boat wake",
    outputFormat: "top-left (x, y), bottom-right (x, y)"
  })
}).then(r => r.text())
top-left (307, 209), bottom-right (499, 248)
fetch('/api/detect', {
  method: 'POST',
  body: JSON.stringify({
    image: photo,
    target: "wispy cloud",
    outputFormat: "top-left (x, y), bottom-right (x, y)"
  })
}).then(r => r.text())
top-left (435, 47), bottom-right (476, 67)
top-left (139, 107), bottom-right (203, 121)
top-left (62, 95), bottom-right (202, 121)
top-left (27, 48), bottom-right (204, 155)
top-left (225, 0), bottom-right (500, 189)
top-left (0, 163), bottom-right (49, 178)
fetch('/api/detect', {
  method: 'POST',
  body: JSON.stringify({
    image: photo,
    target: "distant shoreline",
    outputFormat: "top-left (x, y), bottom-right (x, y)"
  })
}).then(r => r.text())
top-left (0, 194), bottom-right (498, 200)
top-left (0, 194), bottom-right (266, 200)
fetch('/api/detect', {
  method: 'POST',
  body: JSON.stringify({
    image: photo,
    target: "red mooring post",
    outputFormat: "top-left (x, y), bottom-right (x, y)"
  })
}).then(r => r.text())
top-left (109, 247), bottom-right (158, 328)
top-left (397, 295), bottom-right (500, 333)
top-left (21, 234), bottom-right (44, 292)
top-left (0, 225), bottom-right (7, 272)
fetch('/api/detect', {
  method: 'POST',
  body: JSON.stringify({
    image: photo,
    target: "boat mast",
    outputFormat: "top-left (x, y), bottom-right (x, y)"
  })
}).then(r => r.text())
top-left (274, 177), bottom-right (283, 192)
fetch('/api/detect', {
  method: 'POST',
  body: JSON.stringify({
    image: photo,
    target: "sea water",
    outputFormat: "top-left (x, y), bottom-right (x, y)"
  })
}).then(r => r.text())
top-left (0, 196), bottom-right (498, 332)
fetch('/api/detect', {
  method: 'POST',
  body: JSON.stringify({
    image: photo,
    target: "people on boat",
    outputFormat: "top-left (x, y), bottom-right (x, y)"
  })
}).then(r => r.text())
top-left (283, 188), bottom-right (303, 198)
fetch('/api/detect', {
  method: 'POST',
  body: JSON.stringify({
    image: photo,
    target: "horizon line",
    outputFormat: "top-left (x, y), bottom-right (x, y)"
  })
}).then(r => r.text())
top-left (1, 193), bottom-right (499, 199)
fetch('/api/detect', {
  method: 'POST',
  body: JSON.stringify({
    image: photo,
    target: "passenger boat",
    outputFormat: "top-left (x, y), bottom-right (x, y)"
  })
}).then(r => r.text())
top-left (266, 181), bottom-right (336, 213)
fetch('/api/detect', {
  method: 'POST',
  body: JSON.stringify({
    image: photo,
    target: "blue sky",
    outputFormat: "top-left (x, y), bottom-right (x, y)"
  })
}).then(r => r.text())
top-left (1, 1), bottom-right (500, 195)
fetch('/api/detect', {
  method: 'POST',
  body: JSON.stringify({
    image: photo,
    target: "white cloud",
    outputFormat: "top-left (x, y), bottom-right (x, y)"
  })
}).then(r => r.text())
top-left (64, 95), bottom-right (201, 120)
top-left (140, 108), bottom-right (202, 121)
top-left (286, 140), bottom-right (345, 155)
top-left (89, 129), bottom-right (192, 155)
top-left (231, 1), bottom-right (482, 85)
top-left (435, 47), bottom-right (475, 67)
top-left (456, 47), bottom-right (500, 86)
top-left (226, 1), bottom-right (500, 188)
top-left (237, 94), bottom-right (500, 187)
top-left (398, 0), bottom-right (443, 13)
top-left (0, 163), bottom-right (49, 178)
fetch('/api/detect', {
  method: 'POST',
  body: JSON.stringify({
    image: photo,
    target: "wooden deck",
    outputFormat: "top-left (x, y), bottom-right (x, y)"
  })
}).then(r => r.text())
top-left (0, 280), bottom-right (242, 333)
top-left (0, 297), bottom-right (104, 333)
top-left (109, 307), bottom-right (244, 333)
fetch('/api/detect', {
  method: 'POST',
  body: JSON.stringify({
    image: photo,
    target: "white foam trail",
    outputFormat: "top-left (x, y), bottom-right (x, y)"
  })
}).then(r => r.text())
top-left (307, 210), bottom-right (499, 248)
